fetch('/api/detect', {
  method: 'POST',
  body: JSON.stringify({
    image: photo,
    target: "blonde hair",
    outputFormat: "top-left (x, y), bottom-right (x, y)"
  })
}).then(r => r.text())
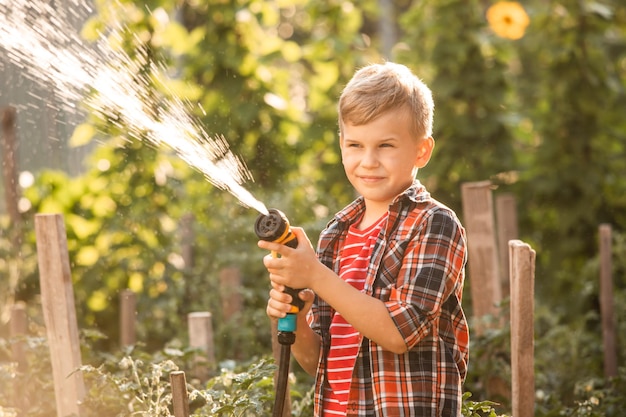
top-left (338, 62), bottom-right (434, 138)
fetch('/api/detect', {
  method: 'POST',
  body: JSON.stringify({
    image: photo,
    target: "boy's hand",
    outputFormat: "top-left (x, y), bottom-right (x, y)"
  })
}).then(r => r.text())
top-left (258, 227), bottom-right (319, 290)
top-left (266, 282), bottom-right (315, 320)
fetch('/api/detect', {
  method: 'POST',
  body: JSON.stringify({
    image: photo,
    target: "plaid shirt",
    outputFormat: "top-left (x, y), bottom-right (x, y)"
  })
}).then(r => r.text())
top-left (308, 180), bottom-right (469, 417)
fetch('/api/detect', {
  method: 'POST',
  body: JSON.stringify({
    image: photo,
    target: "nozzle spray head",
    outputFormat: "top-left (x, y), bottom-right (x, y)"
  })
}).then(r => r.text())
top-left (254, 208), bottom-right (297, 249)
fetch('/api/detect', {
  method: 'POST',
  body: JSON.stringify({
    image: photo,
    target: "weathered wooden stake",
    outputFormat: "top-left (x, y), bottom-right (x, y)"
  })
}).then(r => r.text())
top-left (170, 371), bottom-right (190, 417)
top-left (509, 240), bottom-right (536, 417)
top-left (180, 214), bottom-right (195, 311)
top-left (188, 311), bottom-right (215, 379)
top-left (35, 214), bottom-right (85, 417)
top-left (120, 289), bottom-right (136, 348)
top-left (219, 267), bottom-right (243, 322)
top-left (2, 107), bottom-right (23, 332)
top-left (495, 193), bottom-right (518, 299)
top-left (181, 213), bottom-right (195, 271)
top-left (10, 301), bottom-right (27, 416)
top-left (10, 301), bottom-right (28, 371)
top-left (1, 106), bottom-right (20, 232)
top-left (599, 224), bottom-right (618, 378)
top-left (461, 181), bottom-right (502, 331)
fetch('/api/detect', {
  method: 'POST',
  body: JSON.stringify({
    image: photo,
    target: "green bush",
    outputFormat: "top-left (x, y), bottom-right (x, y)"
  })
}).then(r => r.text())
top-left (0, 330), bottom-right (504, 416)
top-left (2, 0), bottom-right (626, 415)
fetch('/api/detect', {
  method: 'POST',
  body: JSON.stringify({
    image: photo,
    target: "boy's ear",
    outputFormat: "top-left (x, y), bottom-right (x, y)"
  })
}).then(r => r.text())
top-left (415, 136), bottom-right (435, 168)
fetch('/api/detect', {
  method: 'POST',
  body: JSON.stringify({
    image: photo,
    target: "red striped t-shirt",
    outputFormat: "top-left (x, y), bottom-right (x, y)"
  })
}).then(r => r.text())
top-left (323, 214), bottom-right (387, 416)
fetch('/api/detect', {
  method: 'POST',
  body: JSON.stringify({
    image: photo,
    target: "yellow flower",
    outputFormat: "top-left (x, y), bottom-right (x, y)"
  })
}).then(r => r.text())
top-left (486, 1), bottom-right (530, 40)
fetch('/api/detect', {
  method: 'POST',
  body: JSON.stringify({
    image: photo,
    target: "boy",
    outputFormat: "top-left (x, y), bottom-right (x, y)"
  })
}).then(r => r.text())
top-left (258, 62), bottom-right (469, 416)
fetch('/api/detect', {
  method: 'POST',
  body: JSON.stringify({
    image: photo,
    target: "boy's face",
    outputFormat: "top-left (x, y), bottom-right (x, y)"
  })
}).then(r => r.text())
top-left (340, 109), bottom-right (433, 213)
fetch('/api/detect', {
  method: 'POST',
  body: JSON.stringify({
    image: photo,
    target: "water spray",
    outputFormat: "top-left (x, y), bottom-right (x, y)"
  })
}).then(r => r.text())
top-left (0, 0), bottom-right (269, 216)
top-left (254, 208), bottom-right (304, 417)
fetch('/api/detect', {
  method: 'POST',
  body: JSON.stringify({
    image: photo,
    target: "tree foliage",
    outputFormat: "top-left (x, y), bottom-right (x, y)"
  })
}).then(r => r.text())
top-left (1, 0), bottom-right (626, 414)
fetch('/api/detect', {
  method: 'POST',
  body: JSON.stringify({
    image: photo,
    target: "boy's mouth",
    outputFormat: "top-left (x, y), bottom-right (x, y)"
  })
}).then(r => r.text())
top-left (358, 175), bottom-right (385, 183)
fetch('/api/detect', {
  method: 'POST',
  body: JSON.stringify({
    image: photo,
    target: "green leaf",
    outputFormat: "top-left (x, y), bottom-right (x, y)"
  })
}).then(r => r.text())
top-left (67, 213), bottom-right (101, 239)
top-left (311, 61), bottom-right (339, 92)
top-left (75, 245), bottom-right (101, 266)
top-left (69, 123), bottom-right (97, 147)
top-left (281, 41), bottom-right (302, 62)
top-left (159, 22), bottom-right (195, 54)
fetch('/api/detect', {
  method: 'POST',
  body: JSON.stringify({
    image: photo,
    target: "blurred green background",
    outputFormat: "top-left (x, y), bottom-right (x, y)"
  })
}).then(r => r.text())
top-left (1, 0), bottom-right (625, 415)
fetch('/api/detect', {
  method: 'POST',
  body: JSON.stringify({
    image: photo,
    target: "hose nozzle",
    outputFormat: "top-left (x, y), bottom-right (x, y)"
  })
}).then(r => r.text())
top-left (254, 208), bottom-right (297, 249)
top-left (255, 208), bottom-right (304, 335)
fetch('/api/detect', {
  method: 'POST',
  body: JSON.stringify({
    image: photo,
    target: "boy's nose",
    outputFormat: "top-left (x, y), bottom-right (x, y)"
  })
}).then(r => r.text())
top-left (360, 149), bottom-right (379, 168)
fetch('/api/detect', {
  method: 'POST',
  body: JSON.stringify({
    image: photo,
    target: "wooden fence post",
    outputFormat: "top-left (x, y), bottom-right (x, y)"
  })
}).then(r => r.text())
top-left (509, 240), bottom-right (536, 417)
top-left (495, 193), bottom-right (518, 300)
top-left (35, 213), bottom-right (85, 417)
top-left (120, 289), bottom-right (136, 348)
top-left (219, 267), bottom-right (243, 322)
top-left (1, 106), bottom-right (20, 233)
top-left (461, 181), bottom-right (502, 331)
top-left (10, 301), bottom-right (28, 416)
top-left (598, 224), bottom-right (618, 378)
top-left (1, 107), bottom-right (22, 330)
top-left (10, 301), bottom-right (28, 371)
top-left (180, 214), bottom-right (194, 310)
top-left (188, 312), bottom-right (215, 379)
top-left (170, 371), bottom-right (190, 417)
top-left (181, 213), bottom-right (194, 271)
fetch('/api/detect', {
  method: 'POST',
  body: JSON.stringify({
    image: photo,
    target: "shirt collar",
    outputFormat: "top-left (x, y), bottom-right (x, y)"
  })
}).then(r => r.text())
top-left (333, 179), bottom-right (429, 225)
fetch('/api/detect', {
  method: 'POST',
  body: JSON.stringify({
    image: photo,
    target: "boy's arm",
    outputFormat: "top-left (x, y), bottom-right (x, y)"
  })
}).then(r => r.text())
top-left (312, 210), bottom-right (465, 353)
top-left (308, 267), bottom-right (409, 354)
top-left (289, 311), bottom-right (321, 376)
top-left (261, 212), bottom-right (466, 354)
top-left (261, 229), bottom-right (408, 354)
top-left (382, 210), bottom-right (467, 350)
